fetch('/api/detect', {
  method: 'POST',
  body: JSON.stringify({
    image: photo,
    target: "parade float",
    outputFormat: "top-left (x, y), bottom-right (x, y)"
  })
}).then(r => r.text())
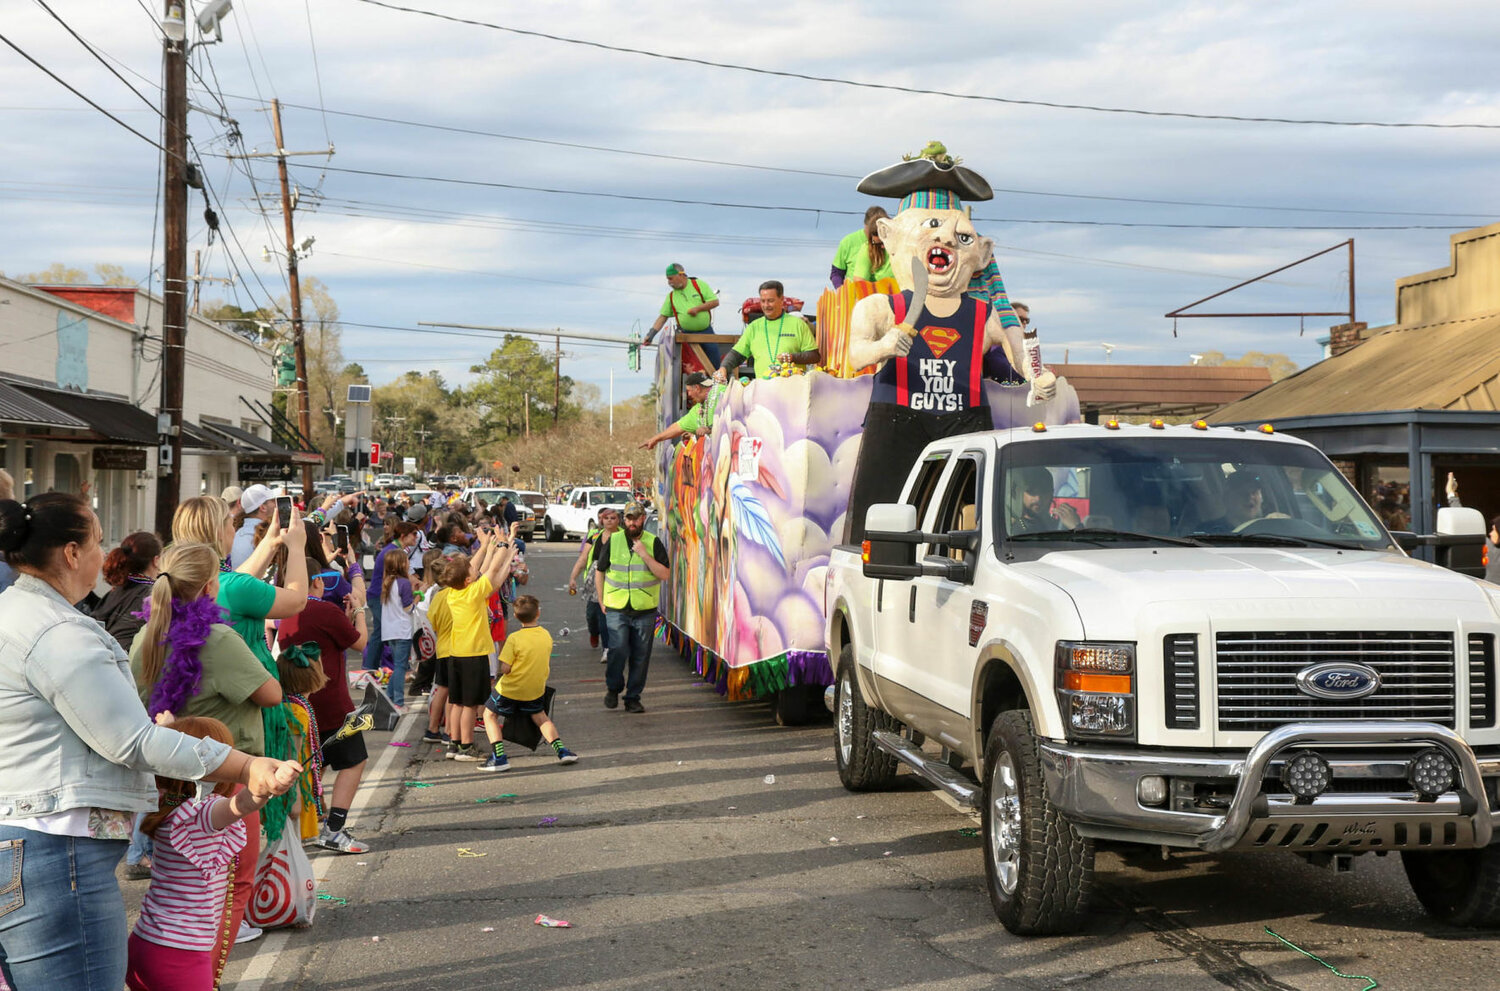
top-left (650, 145), bottom-right (1082, 722)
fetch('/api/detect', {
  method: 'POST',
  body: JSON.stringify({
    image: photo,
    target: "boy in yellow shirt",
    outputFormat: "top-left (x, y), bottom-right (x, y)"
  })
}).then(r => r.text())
top-left (442, 523), bottom-right (522, 761)
top-left (480, 594), bottom-right (578, 771)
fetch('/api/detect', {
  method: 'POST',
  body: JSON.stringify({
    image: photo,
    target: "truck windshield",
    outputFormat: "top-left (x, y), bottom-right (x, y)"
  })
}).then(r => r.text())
top-left (997, 435), bottom-right (1393, 551)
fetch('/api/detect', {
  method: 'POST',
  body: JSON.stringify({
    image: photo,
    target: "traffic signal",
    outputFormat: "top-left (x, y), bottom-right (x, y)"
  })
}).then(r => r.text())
top-left (275, 343), bottom-right (296, 387)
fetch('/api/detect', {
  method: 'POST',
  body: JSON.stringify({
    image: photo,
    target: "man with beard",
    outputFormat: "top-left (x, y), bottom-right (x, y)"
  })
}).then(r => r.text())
top-left (594, 502), bottom-right (671, 713)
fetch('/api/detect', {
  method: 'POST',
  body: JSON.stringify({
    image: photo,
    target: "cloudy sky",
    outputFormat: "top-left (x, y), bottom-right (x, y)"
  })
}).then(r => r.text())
top-left (3, 1), bottom-right (1497, 399)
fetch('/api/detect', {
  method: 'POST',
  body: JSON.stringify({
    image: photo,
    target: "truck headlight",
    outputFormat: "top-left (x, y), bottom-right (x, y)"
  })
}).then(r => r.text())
top-left (1056, 641), bottom-right (1135, 740)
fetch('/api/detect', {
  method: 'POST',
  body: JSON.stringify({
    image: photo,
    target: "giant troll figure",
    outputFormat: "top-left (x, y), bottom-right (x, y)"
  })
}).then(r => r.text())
top-left (843, 144), bottom-right (1057, 540)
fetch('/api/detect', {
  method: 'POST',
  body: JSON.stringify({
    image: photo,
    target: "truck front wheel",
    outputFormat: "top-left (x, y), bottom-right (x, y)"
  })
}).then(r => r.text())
top-left (982, 710), bottom-right (1094, 935)
top-left (834, 645), bottom-right (897, 791)
top-left (1402, 848), bottom-right (1500, 927)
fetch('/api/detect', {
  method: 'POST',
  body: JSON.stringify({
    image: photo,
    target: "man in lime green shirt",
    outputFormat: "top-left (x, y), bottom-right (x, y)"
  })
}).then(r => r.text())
top-left (639, 372), bottom-right (727, 450)
top-left (645, 263), bottom-right (721, 366)
top-left (716, 281), bottom-right (820, 382)
top-left (830, 206), bottom-right (893, 286)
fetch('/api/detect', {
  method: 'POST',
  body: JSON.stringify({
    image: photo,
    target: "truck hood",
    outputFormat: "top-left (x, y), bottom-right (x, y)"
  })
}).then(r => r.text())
top-left (1022, 546), bottom-right (1498, 629)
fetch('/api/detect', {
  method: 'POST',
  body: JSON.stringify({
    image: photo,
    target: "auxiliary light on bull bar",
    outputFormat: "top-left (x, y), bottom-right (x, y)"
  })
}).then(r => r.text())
top-left (1408, 748), bottom-right (1457, 800)
top-left (1282, 752), bottom-right (1332, 801)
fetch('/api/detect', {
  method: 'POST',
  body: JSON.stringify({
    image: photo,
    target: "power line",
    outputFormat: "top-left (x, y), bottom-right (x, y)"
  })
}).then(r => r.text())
top-left (248, 96), bottom-right (1496, 219)
top-left (30, 0), bottom-right (162, 118)
top-left (0, 30), bottom-right (169, 153)
top-left (350, 0), bottom-right (1500, 131)
top-left (286, 162), bottom-right (1476, 231)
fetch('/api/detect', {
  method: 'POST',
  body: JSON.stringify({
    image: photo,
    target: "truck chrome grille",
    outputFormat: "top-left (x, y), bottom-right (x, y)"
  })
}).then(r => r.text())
top-left (1470, 634), bottom-right (1495, 729)
top-left (1163, 634), bottom-right (1200, 729)
top-left (1215, 631), bottom-right (1455, 731)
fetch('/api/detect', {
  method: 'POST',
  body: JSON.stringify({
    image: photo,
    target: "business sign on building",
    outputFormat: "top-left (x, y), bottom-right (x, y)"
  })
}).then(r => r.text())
top-left (92, 447), bottom-right (148, 471)
top-left (238, 459), bottom-right (295, 482)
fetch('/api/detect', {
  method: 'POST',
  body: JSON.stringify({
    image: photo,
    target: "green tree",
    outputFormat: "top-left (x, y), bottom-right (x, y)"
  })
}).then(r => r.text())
top-left (465, 336), bottom-right (579, 440)
top-left (372, 370), bottom-right (477, 475)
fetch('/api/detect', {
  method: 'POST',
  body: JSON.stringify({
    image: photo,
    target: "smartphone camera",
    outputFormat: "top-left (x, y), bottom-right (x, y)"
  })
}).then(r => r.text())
top-left (335, 524), bottom-right (350, 552)
top-left (276, 496), bottom-right (293, 530)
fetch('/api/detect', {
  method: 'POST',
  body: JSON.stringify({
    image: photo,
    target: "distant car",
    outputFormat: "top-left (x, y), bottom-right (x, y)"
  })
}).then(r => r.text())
top-left (444, 474), bottom-right (465, 486)
top-left (314, 480), bottom-right (338, 493)
top-left (543, 486), bottom-right (632, 541)
top-left (336, 479), bottom-right (359, 495)
top-left (393, 474), bottom-right (414, 488)
top-left (458, 487), bottom-right (536, 540)
top-left (515, 490), bottom-right (548, 519)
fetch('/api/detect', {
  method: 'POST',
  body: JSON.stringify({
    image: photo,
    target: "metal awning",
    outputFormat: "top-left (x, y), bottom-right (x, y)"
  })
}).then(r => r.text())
top-left (0, 381), bottom-right (90, 430)
top-left (6, 381), bottom-right (156, 445)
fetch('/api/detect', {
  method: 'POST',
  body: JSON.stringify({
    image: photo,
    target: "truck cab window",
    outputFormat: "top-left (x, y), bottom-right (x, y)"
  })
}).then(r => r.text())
top-left (934, 456), bottom-right (981, 564)
top-left (904, 454), bottom-right (949, 527)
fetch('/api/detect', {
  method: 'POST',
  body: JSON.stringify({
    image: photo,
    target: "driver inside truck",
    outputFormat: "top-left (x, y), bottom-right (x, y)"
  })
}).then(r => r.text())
top-left (1009, 466), bottom-right (1082, 533)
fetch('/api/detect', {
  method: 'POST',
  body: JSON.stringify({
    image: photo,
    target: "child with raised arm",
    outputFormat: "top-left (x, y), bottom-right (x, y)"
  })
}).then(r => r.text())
top-left (126, 715), bottom-right (301, 991)
top-left (481, 594), bottom-right (578, 770)
top-left (445, 522), bottom-right (522, 761)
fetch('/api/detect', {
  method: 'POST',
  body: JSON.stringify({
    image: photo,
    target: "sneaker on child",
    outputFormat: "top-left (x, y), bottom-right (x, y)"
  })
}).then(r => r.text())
top-left (555, 746), bottom-right (579, 764)
top-left (235, 921), bottom-right (264, 944)
top-left (452, 745), bottom-right (483, 761)
top-left (481, 753), bottom-right (510, 772)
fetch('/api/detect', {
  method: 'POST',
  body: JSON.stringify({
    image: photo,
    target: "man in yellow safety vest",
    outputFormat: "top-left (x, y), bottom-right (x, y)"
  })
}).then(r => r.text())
top-left (593, 501), bottom-right (671, 713)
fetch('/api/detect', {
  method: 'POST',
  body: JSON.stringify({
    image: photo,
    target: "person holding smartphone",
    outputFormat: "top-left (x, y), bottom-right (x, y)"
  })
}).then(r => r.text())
top-left (230, 485), bottom-right (279, 569)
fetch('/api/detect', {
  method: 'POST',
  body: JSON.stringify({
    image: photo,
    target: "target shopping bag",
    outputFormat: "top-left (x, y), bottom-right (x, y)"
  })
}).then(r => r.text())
top-left (247, 817), bottom-right (318, 929)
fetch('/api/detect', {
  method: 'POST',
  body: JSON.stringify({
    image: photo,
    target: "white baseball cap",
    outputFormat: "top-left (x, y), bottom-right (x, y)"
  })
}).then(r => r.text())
top-left (241, 484), bottom-right (276, 514)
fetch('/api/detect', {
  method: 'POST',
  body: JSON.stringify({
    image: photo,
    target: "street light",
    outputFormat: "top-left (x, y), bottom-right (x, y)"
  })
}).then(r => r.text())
top-left (196, 0), bottom-right (233, 42)
top-left (161, 2), bottom-right (187, 43)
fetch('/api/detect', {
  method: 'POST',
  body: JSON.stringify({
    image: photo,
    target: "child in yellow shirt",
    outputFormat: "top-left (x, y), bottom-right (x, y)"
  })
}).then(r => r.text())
top-left (480, 594), bottom-right (578, 771)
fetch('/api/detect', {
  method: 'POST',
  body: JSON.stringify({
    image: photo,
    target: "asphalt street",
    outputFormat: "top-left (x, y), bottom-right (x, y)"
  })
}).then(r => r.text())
top-left (190, 544), bottom-right (1500, 990)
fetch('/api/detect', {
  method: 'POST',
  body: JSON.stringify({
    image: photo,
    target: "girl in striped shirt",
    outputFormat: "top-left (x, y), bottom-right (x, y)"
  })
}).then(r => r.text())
top-left (126, 715), bottom-right (300, 991)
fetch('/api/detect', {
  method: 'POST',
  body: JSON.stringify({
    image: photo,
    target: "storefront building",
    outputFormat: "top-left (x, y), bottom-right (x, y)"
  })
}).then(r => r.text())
top-left (0, 277), bottom-right (288, 543)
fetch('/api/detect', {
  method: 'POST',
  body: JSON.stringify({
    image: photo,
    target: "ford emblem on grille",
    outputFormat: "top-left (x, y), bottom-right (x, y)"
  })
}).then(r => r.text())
top-left (1295, 662), bottom-right (1382, 700)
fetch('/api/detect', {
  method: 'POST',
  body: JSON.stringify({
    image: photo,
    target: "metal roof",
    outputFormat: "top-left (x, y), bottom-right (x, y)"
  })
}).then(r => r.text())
top-left (1208, 311), bottom-right (1500, 423)
top-left (0, 381), bottom-right (90, 430)
top-left (5, 381), bottom-right (156, 444)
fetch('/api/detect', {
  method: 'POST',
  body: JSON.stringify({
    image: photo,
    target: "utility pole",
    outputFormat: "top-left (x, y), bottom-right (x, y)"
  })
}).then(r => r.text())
top-left (414, 423), bottom-right (431, 474)
top-left (553, 333), bottom-right (561, 425)
top-left (153, 1), bottom-right (188, 537)
top-left (190, 248), bottom-right (234, 314)
top-left (523, 392), bottom-right (531, 439)
top-left (269, 98), bottom-right (315, 499)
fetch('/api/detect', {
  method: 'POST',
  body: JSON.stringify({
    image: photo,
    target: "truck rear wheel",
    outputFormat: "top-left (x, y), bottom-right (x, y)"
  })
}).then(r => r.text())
top-left (1402, 847), bottom-right (1500, 927)
top-left (834, 645), bottom-right (897, 790)
top-left (982, 710), bottom-right (1093, 935)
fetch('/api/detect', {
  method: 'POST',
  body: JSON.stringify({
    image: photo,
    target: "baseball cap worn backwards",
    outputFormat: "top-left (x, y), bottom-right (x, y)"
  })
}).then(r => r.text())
top-left (683, 371), bottom-right (710, 388)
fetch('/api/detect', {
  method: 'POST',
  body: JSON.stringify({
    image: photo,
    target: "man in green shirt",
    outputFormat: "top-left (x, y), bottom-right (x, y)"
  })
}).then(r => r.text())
top-left (715, 280), bottom-right (820, 382)
top-left (639, 372), bottom-right (727, 450)
top-left (830, 206), bottom-right (893, 286)
top-left (645, 263), bottom-right (721, 367)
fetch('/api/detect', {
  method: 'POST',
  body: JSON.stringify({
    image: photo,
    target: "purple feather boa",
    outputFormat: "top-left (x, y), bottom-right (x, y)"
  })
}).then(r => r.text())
top-left (134, 594), bottom-right (228, 718)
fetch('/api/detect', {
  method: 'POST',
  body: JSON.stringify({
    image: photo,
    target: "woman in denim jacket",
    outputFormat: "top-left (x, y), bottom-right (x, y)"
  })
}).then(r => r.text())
top-left (0, 493), bottom-right (302, 991)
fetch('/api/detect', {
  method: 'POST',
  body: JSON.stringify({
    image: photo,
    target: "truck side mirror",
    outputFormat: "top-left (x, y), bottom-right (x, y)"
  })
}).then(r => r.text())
top-left (862, 504), bottom-right (924, 581)
top-left (1438, 506), bottom-right (1485, 537)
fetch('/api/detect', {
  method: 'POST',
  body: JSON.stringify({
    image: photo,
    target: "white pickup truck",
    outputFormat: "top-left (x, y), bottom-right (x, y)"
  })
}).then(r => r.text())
top-left (824, 421), bottom-right (1499, 934)
top-left (542, 486), bottom-right (633, 541)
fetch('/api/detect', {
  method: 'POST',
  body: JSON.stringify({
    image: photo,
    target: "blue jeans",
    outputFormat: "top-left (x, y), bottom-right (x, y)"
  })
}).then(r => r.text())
top-left (125, 812), bottom-right (152, 866)
top-left (585, 600), bottom-right (605, 638)
top-left (604, 610), bottom-right (656, 702)
top-left (0, 828), bottom-right (129, 990)
top-left (362, 601), bottom-right (382, 670)
top-left (385, 637), bottom-right (412, 707)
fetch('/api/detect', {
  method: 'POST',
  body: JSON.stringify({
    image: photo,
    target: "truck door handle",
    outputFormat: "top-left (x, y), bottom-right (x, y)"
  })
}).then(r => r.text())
top-left (909, 587), bottom-right (917, 623)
